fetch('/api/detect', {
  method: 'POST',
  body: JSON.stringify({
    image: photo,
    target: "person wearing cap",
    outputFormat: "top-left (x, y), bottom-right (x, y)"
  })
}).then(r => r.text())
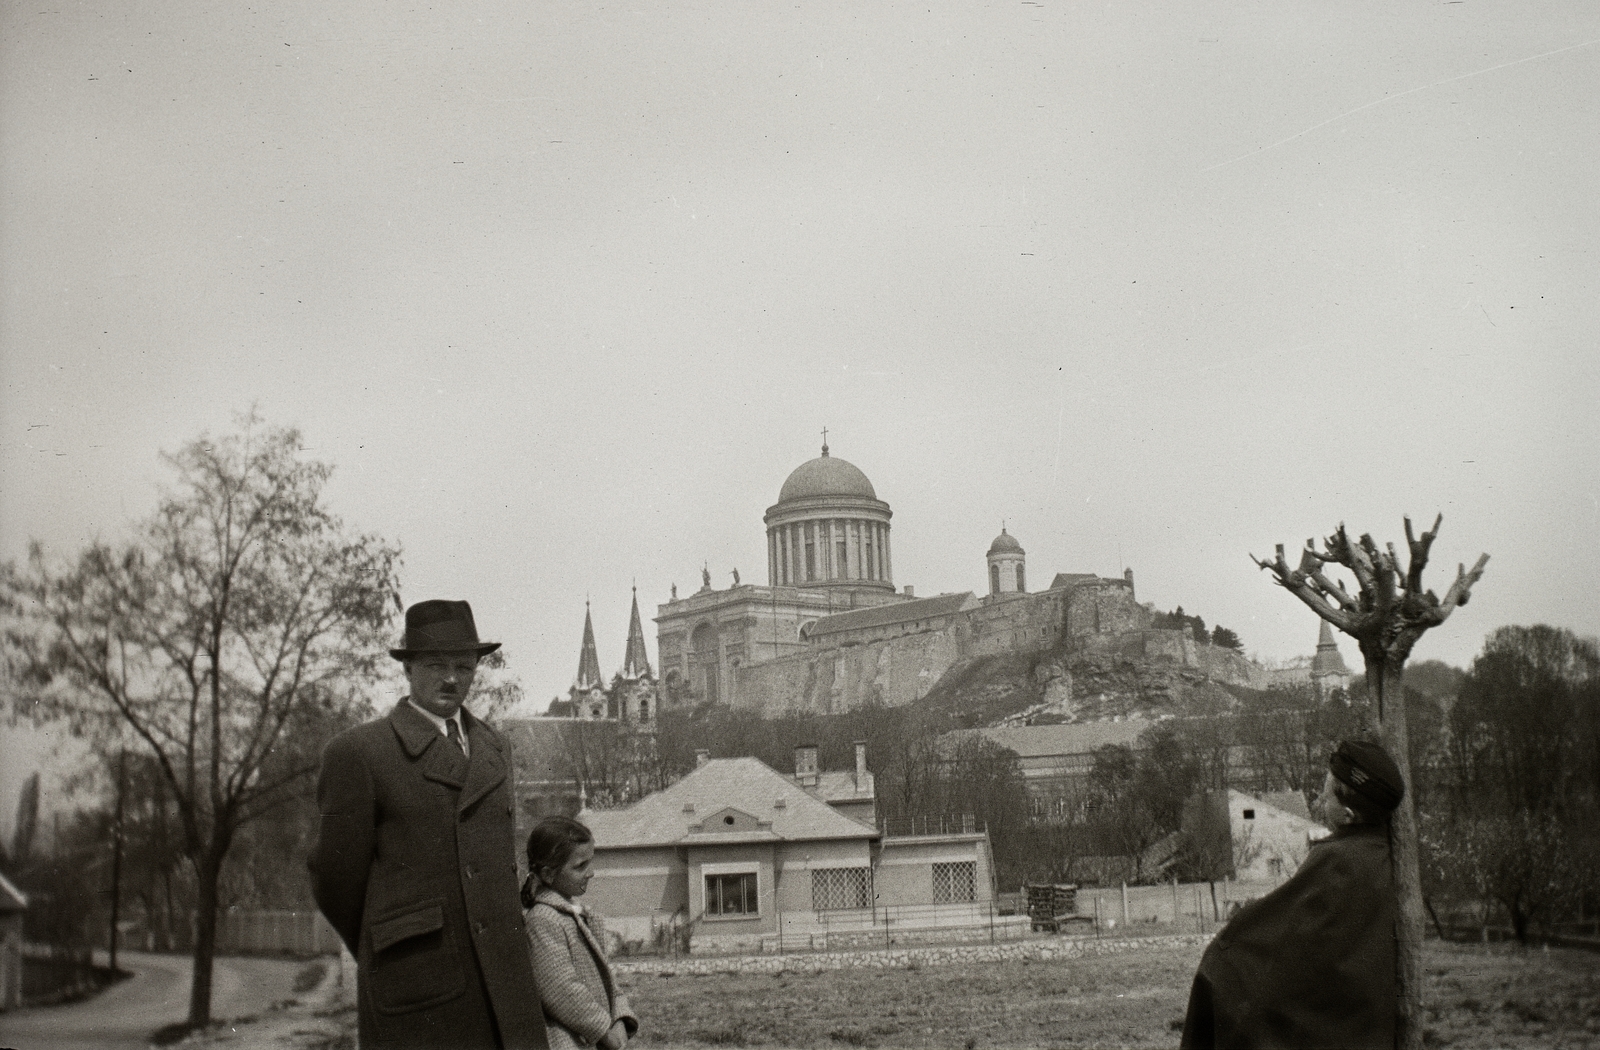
top-left (309, 600), bottom-right (546, 1049)
top-left (1179, 738), bottom-right (1407, 1049)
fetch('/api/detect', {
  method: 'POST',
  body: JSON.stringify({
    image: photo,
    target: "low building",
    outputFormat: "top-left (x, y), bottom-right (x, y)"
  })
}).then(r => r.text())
top-left (1185, 788), bottom-right (1323, 882)
top-left (953, 719), bottom-right (1154, 820)
top-left (578, 745), bottom-right (1016, 954)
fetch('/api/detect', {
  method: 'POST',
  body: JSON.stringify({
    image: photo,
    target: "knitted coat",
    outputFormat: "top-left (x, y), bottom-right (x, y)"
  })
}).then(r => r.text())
top-left (309, 701), bottom-right (546, 1049)
top-left (525, 888), bottom-right (638, 1050)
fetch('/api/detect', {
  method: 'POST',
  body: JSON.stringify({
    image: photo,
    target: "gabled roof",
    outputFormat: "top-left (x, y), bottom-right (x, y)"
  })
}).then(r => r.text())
top-left (962, 718), bottom-right (1155, 758)
top-left (806, 592), bottom-right (976, 637)
top-left (1227, 788), bottom-right (1320, 831)
top-left (1258, 790), bottom-right (1313, 822)
top-left (1048, 572), bottom-right (1103, 590)
top-left (581, 757), bottom-right (879, 848)
top-left (0, 870), bottom-right (28, 912)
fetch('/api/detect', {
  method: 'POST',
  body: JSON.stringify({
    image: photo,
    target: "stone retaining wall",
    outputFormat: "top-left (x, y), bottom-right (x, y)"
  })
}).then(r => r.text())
top-left (614, 932), bottom-right (1214, 976)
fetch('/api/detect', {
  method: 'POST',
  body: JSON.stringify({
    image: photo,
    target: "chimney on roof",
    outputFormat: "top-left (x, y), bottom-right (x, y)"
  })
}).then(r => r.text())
top-left (695, 749), bottom-right (711, 768)
top-left (854, 741), bottom-right (867, 791)
top-left (793, 744), bottom-right (819, 787)
top-left (903, 585), bottom-right (915, 597)
top-left (1123, 567), bottom-right (1135, 598)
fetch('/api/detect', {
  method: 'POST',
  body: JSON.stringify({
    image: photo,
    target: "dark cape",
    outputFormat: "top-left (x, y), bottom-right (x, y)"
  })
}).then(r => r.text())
top-left (1180, 823), bottom-right (1398, 1050)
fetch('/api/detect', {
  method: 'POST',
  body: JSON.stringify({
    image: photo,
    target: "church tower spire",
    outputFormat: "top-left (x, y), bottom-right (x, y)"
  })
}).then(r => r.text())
top-left (573, 601), bottom-right (603, 693)
top-left (620, 586), bottom-right (652, 681)
top-left (1309, 619), bottom-right (1353, 697)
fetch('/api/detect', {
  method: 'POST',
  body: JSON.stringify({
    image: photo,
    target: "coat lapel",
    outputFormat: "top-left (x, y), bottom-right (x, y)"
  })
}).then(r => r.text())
top-left (390, 700), bottom-right (466, 789)
top-left (458, 709), bottom-right (507, 813)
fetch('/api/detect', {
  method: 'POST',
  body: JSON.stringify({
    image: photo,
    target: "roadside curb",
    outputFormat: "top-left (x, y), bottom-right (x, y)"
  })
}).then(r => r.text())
top-left (615, 931), bottom-right (1215, 977)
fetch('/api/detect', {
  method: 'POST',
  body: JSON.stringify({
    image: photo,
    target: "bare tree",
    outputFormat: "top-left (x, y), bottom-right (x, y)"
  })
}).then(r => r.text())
top-left (1, 413), bottom-right (400, 1029)
top-left (1254, 515), bottom-right (1487, 1049)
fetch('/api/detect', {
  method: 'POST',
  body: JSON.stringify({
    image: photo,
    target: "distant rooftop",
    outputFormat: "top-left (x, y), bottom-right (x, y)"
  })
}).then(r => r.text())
top-left (580, 757), bottom-right (879, 848)
top-left (806, 592), bottom-right (976, 637)
top-left (960, 718), bottom-right (1155, 758)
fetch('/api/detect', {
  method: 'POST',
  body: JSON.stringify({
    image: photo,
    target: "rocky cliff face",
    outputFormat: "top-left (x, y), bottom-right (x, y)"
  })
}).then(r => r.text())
top-left (917, 628), bottom-right (1267, 729)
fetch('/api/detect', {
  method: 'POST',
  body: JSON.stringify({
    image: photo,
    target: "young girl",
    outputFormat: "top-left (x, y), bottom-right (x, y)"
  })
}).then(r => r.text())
top-left (522, 816), bottom-right (639, 1050)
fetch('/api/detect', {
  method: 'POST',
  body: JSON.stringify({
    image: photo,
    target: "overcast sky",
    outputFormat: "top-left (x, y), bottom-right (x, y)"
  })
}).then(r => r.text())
top-left (4, 2), bottom-right (1598, 816)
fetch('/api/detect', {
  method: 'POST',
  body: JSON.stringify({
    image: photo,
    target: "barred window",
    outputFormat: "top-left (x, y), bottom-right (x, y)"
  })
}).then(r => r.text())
top-left (932, 861), bottom-right (976, 904)
top-left (811, 867), bottom-right (870, 911)
top-left (705, 872), bottom-right (758, 916)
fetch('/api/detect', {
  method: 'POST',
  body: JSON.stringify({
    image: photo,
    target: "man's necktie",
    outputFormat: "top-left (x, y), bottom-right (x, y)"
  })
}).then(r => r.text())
top-left (446, 717), bottom-right (466, 755)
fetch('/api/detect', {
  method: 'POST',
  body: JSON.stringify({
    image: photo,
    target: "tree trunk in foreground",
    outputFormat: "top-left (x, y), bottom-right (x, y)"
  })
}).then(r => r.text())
top-left (1370, 659), bottom-right (1424, 1050)
top-left (1254, 516), bottom-right (1489, 1050)
top-left (187, 847), bottom-right (224, 1028)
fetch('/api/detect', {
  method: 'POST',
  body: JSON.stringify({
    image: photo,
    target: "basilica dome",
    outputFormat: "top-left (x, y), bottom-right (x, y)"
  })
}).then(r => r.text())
top-left (765, 442), bottom-right (894, 594)
top-left (778, 448), bottom-right (877, 502)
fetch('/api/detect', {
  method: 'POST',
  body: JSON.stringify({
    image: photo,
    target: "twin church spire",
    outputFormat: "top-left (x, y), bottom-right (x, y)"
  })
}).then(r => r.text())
top-left (567, 587), bottom-right (655, 722)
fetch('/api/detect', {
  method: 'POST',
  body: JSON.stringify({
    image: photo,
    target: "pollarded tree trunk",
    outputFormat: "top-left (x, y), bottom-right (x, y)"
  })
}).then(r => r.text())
top-left (1368, 657), bottom-right (1424, 1050)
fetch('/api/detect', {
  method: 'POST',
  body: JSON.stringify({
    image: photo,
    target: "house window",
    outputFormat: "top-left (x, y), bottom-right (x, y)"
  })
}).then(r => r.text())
top-left (990, 564), bottom-right (1000, 595)
top-left (705, 872), bottom-right (759, 916)
top-left (1243, 809), bottom-right (1255, 820)
top-left (805, 540), bottom-right (815, 581)
top-left (1016, 566), bottom-right (1025, 592)
top-left (811, 867), bottom-right (870, 911)
top-left (932, 861), bottom-right (976, 904)
top-left (638, 700), bottom-right (649, 722)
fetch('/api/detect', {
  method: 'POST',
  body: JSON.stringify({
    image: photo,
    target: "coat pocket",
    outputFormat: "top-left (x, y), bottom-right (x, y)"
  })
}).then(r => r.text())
top-left (367, 899), bottom-right (466, 1014)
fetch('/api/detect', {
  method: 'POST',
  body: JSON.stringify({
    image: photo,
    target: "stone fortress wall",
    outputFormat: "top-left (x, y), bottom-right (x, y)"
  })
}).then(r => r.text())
top-left (734, 624), bottom-right (962, 716)
top-left (725, 576), bottom-right (1265, 717)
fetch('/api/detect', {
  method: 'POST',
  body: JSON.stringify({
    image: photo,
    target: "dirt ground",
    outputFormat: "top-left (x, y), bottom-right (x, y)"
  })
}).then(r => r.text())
top-left (620, 940), bottom-right (1600, 1049)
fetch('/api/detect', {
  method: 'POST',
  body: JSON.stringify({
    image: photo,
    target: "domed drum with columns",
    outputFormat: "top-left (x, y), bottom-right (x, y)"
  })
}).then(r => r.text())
top-left (987, 527), bottom-right (1026, 595)
top-left (764, 442), bottom-right (895, 598)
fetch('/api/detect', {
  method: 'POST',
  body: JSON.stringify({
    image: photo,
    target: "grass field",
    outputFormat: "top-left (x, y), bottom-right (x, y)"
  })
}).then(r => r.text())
top-left (619, 940), bottom-right (1600, 1048)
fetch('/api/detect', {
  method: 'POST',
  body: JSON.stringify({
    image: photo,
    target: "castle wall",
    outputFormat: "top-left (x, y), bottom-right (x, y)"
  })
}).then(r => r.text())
top-left (1064, 580), bottom-right (1150, 636)
top-left (727, 579), bottom-right (1248, 715)
top-left (966, 590), bottom-right (1066, 656)
top-left (733, 626), bottom-right (966, 716)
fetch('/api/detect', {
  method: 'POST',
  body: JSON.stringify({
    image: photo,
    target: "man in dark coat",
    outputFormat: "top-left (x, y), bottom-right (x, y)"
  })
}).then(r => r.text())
top-left (310, 600), bottom-right (546, 1049)
top-left (1180, 739), bottom-right (1406, 1050)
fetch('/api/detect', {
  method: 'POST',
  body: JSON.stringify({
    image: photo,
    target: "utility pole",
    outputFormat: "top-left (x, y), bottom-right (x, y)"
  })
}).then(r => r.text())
top-left (109, 748), bottom-right (127, 972)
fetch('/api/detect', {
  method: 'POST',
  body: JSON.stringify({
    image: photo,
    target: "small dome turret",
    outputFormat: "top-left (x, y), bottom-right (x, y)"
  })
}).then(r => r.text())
top-left (986, 526), bottom-right (1026, 596)
top-left (987, 528), bottom-right (1024, 556)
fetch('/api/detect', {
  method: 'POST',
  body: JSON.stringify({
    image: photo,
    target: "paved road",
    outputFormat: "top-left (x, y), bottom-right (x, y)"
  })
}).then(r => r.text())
top-left (0, 952), bottom-right (312, 1050)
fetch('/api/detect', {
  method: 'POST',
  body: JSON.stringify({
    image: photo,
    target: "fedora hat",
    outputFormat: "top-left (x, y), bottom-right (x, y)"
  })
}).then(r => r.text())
top-left (389, 599), bottom-right (502, 661)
